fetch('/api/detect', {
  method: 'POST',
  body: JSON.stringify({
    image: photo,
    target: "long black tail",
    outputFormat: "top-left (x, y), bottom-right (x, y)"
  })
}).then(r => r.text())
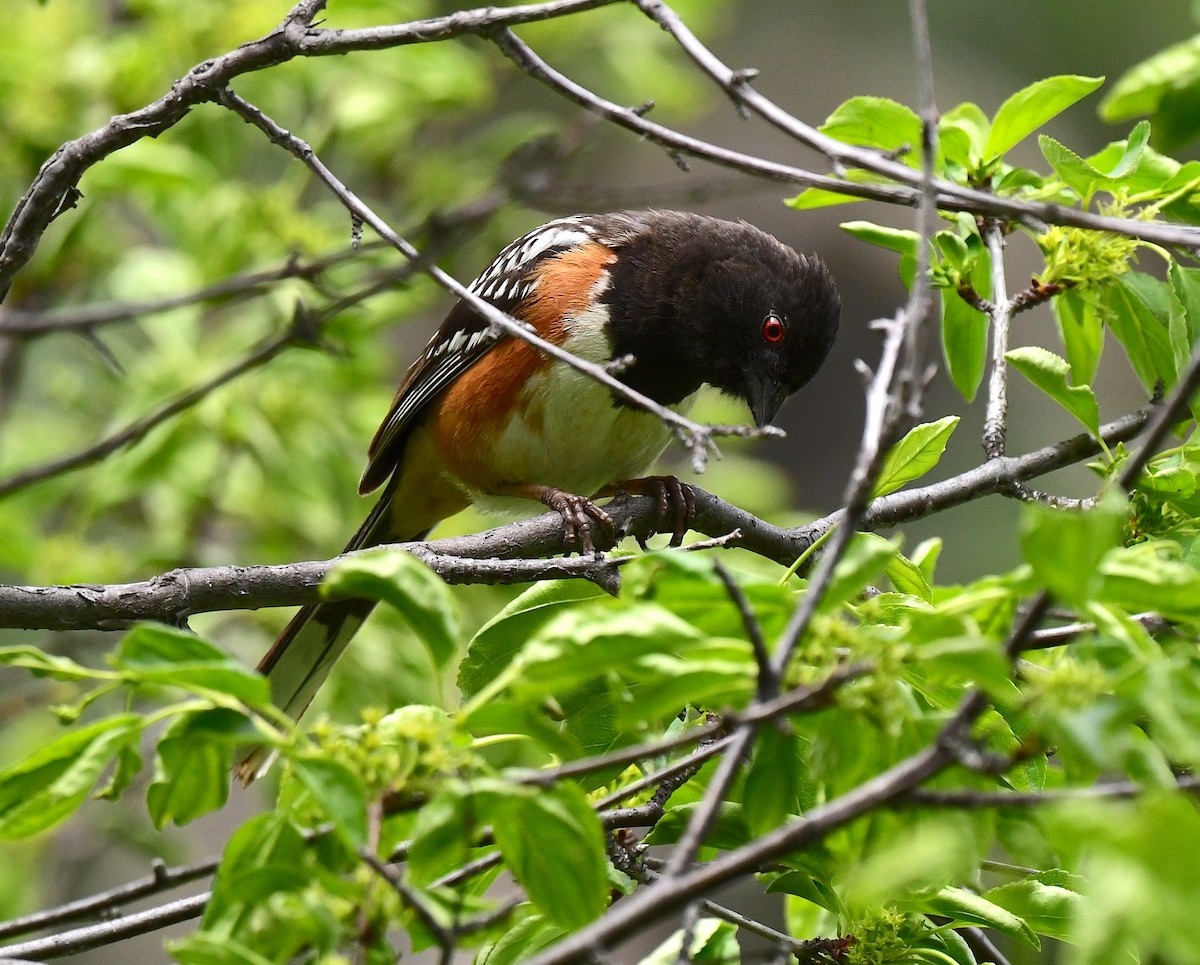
top-left (236, 482), bottom-right (426, 783)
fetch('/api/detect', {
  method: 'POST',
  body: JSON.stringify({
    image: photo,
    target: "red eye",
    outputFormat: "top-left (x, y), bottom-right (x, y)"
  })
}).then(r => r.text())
top-left (762, 314), bottom-right (785, 343)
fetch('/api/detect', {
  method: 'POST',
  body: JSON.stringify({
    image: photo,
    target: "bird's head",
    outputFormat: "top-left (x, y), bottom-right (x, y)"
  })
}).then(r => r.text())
top-left (603, 212), bottom-right (841, 426)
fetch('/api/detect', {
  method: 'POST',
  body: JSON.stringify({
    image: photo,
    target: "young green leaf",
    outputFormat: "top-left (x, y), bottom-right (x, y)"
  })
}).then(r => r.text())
top-left (926, 886), bottom-right (1040, 948)
top-left (820, 96), bottom-right (923, 163)
top-left (459, 579), bottom-right (607, 698)
top-left (147, 708), bottom-right (247, 828)
top-left (1019, 492), bottom-right (1127, 606)
top-left (840, 221), bottom-right (919, 257)
top-left (0, 715), bottom-right (143, 839)
top-left (325, 548), bottom-right (459, 669)
top-left (203, 814), bottom-right (310, 929)
top-left (871, 416), bottom-right (960, 497)
top-left (983, 870), bottom-right (1084, 943)
top-left (884, 551), bottom-right (933, 602)
top-left (115, 624), bottom-right (271, 708)
top-left (0, 645), bottom-right (114, 682)
top-left (640, 918), bottom-right (740, 965)
top-left (743, 726), bottom-right (802, 835)
top-left (486, 783), bottom-right (608, 928)
top-left (1006, 346), bottom-right (1101, 438)
top-left (820, 533), bottom-right (901, 612)
top-left (408, 783), bottom-right (477, 885)
top-left (985, 75), bottom-right (1104, 159)
top-left (1101, 34), bottom-right (1200, 122)
top-left (939, 101), bottom-right (991, 168)
top-left (510, 603), bottom-right (702, 698)
top-left (1098, 546), bottom-right (1200, 620)
top-left (1053, 288), bottom-right (1105, 386)
top-left (1103, 277), bottom-right (1178, 392)
top-left (1040, 122), bottom-right (1150, 199)
top-left (941, 291), bottom-right (989, 401)
top-left (290, 756), bottom-right (368, 851)
top-left (476, 914), bottom-right (565, 965)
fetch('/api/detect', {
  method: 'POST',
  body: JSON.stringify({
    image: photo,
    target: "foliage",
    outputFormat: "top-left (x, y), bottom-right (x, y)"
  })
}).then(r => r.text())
top-left (3, 2), bottom-right (1200, 965)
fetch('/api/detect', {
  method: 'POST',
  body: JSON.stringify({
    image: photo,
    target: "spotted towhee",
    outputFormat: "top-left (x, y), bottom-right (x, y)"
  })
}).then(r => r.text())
top-left (238, 210), bottom-right (839, 779)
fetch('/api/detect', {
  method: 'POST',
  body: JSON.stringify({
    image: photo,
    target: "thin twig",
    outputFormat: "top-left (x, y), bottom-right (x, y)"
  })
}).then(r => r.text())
top-left (0, 857), bottom-right (216, 942)
top-left (982, 221), bottom-right (1012, 459)
top-left (712, 559), bottom-right (776, 699)
top-left (0, 893), bottom-right (209, 962)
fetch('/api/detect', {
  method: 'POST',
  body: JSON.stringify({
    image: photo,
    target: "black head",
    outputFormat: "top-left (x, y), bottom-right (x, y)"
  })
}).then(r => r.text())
top-left (601, 211), bottom-right (841, 426)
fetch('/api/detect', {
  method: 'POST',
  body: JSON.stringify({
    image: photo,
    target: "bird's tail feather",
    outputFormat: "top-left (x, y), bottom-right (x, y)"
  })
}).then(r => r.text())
top-left (236, 482), bottom-right (427, 784)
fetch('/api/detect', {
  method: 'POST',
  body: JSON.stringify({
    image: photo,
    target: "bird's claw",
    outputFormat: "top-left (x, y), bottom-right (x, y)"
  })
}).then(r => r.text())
top-left (544, 489), bottom-right (614, 555)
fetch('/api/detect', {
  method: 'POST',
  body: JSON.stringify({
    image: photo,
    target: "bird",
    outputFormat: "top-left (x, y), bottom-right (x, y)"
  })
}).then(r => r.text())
top-left (236, 209), bottom-right (840, 781)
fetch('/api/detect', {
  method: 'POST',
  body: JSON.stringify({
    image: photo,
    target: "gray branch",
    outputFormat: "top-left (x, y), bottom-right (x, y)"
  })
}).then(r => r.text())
top-left (0, 408), bottom-right (1151, 632)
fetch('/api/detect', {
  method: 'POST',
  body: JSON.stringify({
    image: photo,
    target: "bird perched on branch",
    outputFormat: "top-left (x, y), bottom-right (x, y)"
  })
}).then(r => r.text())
top-left (237, 209), bottom-right (839, 781)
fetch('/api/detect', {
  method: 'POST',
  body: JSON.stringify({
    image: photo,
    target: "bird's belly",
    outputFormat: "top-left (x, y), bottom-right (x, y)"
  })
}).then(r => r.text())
top-left (475, 362), bottom-right (694, 509)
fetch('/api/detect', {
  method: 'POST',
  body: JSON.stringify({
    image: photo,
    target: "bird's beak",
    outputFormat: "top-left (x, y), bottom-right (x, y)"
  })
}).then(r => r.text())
top-left (746, 374), bottom-right (788, 428)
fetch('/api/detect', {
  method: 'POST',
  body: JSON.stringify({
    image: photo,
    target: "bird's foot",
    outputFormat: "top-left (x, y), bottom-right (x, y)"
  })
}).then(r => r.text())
top-left (612, 475), bottom-right (696, 548)
top-left (541, 487), bottom-right (615, 555)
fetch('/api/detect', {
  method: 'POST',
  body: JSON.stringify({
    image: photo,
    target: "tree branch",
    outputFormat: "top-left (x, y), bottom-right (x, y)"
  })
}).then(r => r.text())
top-left (0, 407), bottom-right (1152, 631)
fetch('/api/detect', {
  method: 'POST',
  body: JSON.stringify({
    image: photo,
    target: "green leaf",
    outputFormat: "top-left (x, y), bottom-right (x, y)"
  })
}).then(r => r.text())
top-left (840, 221), bottom-right (919, 257)
top-left (476, 914), bottom-right (566, 965)
top-left (1039, 122), bottom-right (1150, 199)
top-left (939, 101), bottom-right (991, 168)
top-left (459, 579), bottom-right (607, 698)
top-left (407, 784), bottom-right (476, 885)
top-left (786, 184), bottom-right (870, 211)
top-left (743, 727), bottom-right (802, 835)
top-left (644, 802), bottom-right (751, 851)
top-left (170, 934), bottom-right (279, 965)
top-left (325, 548), bottom-right (459, 669)
top-left (872, 416), bottom-right (960, 497)
top-left (941, 291), bottom-right (989, 401)
top-left (984, 870), bottom-right (1084, 943)
top-left (0, 715), bottom-right (143, 839)
top-left (203, 814), bottom-right (310, 929)
top-left (884, 551), bottom-right (933, 602)
top-left (291, 756), bottom-right (368, 851)
top-left (820, 532), bottom-right (900, 611)
top-left (985, 75), bottom-right (1104, 158)
top-left (0, 645), bottom-right (111, 682)
top-left (927, 886), bottom-right (1040, 948)
top-left (820, 96), bottom-right (923, 163)
top-left (1006, 346), bottom-right (1101, 438)
top-left (510, 603), bottom-right (702, 698)
top-left (1104, 275), bottom-right (1178, 393)
top-left (486, 783), bottom-right (608, 928)
top-left (147, 708), bottom-right (246, 828)
top-left (1098, 546), bottom-right (1200, 619)
top-left (1101, 34), bottom-right (1200, 121)
top-left (1020, 491), bottom-right (1127, 606)
top-left (1053, 288), bottom-right (1105, 385)
top-left (115, 624), bottom-right (271, 708)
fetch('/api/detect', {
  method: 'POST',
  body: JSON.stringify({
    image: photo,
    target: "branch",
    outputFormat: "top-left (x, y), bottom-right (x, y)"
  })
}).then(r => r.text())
top-left (905, 774), bottom-right (1200, 809)
top-left (0, 892), bottom-right (209, 962)
top-left (982, 221), bottom-right (1012, 459)
top-left (0, 244), bottom-right (376, 337)
top-left (0, 409), bottom-right (1152, 631)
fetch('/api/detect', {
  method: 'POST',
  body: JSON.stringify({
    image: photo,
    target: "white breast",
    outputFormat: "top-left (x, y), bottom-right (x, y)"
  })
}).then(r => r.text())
top-left (472, 304), bottom-right (695, 513)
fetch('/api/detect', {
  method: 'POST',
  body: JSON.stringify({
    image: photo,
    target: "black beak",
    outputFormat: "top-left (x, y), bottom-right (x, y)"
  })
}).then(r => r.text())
top-left (745, 373), bottom-right (789, 427)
